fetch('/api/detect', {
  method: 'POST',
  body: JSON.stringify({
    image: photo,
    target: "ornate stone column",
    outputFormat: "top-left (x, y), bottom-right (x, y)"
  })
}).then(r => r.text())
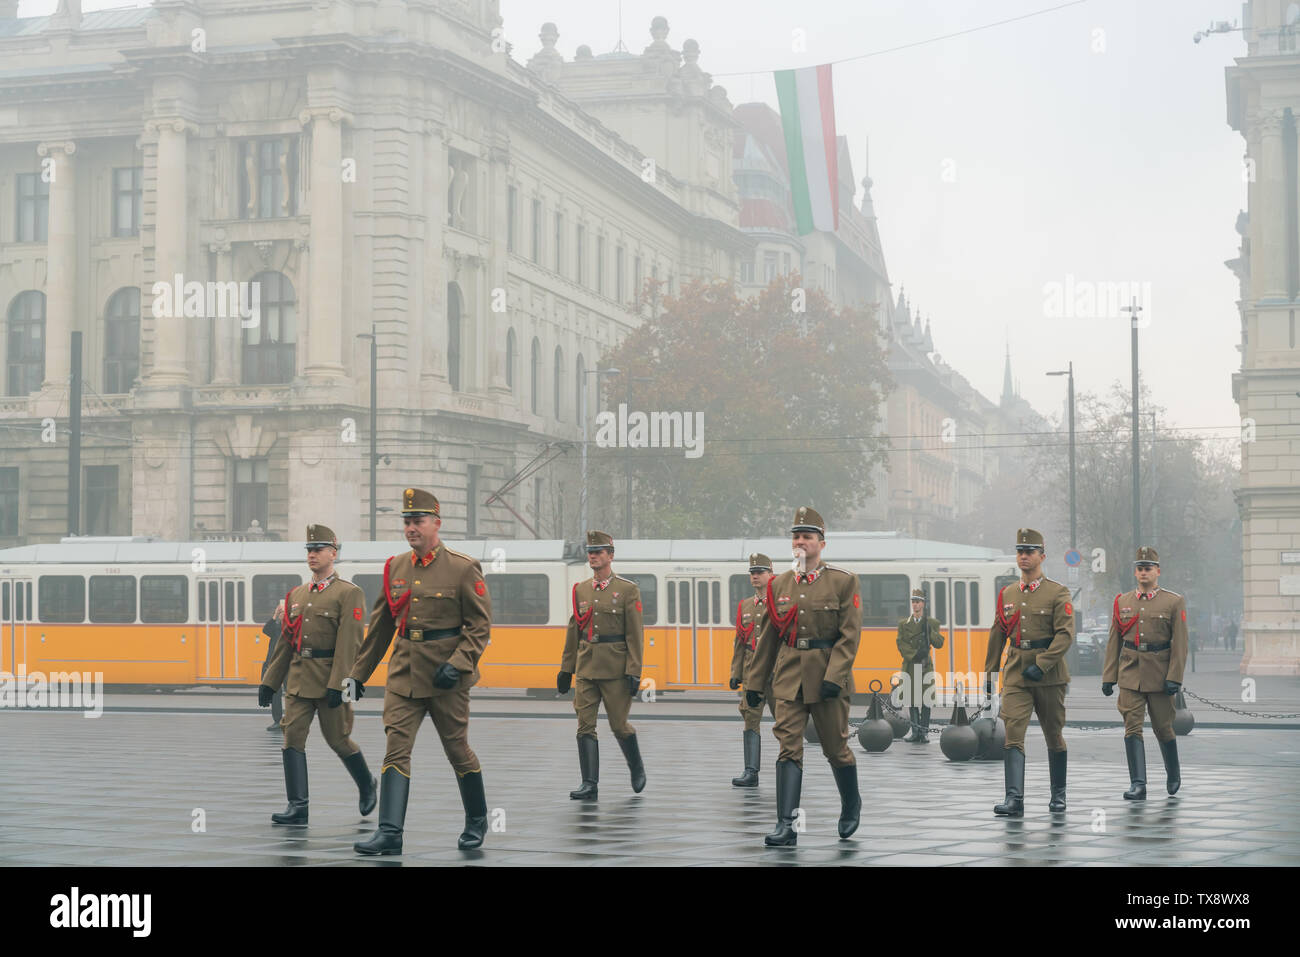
top-left (1255, 108), bottom-right (1287, 301)
top-left (36, 140), bottom-right (76, 390)
top-left (301, 107), bottom-right (349, 383)
top-left (146, 118), bottom-right (193, 386)
top-left (209, 235), bottom-right (236, 384)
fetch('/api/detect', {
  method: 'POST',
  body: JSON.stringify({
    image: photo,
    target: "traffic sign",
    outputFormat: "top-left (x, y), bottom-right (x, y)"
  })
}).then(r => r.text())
top-left (1065, 549), bottom-right (1082, 567)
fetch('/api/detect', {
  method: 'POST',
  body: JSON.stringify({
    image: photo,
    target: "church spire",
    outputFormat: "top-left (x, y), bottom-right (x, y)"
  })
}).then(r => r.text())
top-left (1002, 340), bottom-right (1015, 405)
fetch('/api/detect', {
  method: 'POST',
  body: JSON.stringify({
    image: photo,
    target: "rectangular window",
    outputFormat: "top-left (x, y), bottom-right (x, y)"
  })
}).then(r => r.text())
top-left (233, 458), bottom-right (270, 533)
top-left (678, 581), bottom-right (690, 624)
top-left (934, 581), bottom-right (948, 625)
top-left (484, 573), bottom-right (549, 624)
top-left (89, 575), bottom-right (136, 624)
top-left (764, 251), bottom-right (778, 282)
top-left (554, 211), bottom-right (564, 275)
top-left (994, 575), bottom-right (1019, 603)
top-left (740, 260), bottom-right (754, 283)
top-left (85, 465), bottom-right (119, 536)
top-left (596, 235), bottom-right (606, 294)
top-left (616, 246), bottom-right (626, 303)
top-left (954, 580), bottom-right (967, 627)
top-left (728, 574), bottom-right (750, 614)
top-left (622, 574), bottom-right (658, 625)
top-left (711, 580), bottom-right (721, 624)
top-left (252, 574), bottom-right (301, 624)
top-left (141, 575), bottom-right (188, 623)
top-left (970, 582), bottom-right (980, 626)
top-left (0, 467), bottom-right (17, 537)
top-left (857, 574), bottom-right (911, 628)
top-left (507, 185), bottom-right (517, 253)
top-left (15, 172), bottom-right (49, 243)
top-left (782, 252), bottom-right (791, 275)
top-left (238, 137), bottom-right (299, 220)
top-left (575, 225), bottom-right (585, 285)
top-left (531, 199), bottom-right (542, 263)
top-left (112, 167), bottom-right (143, 238)
top-left (667, 581), bottom-right (677, 623)
top-left (467, 465), bottom-right (481, 538)
top-left (633, 254), bottom-right (642, 305)
top-left (39, 575), bottom-right (85, 623)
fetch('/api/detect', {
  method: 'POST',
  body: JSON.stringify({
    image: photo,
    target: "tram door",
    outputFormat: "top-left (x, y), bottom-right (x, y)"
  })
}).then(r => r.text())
top-left (920, 576), bottom-right (982, 703)
top-left (196, 577), bottom-right (246, 681)
top-left (664, 576), bottom-right (725, 686)
top-left (0, 578), bottom-right (32, 676)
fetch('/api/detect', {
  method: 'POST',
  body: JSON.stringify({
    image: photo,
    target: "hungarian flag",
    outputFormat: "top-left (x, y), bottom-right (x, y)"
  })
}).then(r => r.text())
top-left (774, 64), bottom-right (838, 235)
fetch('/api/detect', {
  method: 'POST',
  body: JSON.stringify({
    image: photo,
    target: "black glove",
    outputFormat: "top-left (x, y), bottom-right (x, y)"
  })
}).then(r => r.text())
top-left (344, 677), bottom-right (365, 701)
top-left (728, 677), bottom-right (740, 690)
top-left (325, 688), bottom-right (343, 708)
top-left (820, 680), bottom-right (841, 699)
top-left (1102, 682), bottom-right (1114, 696)
top-left (433, 663), bottom-right (461, 690)
top-left (556, 671), bottom-right (572, 695)
top-left (985, 674), bottom-right (996, 697)
top-left (1164, 680), bottom-right (1180, 697)
top-left (1023, 664), bottom-right (1045, 682)
top-left (627, 674), bottom-right (641, 696)
top-left (745, 690), bottom-right (762, 708)
top-left (257, 685), bottom-right (274, 708)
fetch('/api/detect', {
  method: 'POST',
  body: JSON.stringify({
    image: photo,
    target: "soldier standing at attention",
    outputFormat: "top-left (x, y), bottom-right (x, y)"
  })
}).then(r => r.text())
top-left (1102, 547), bottom-right (1188, 799)
top-left (349, 488), bottom-right (493, 854)
top-left (729, 553), bottom-right (777, 787)
top-left (557, 531), bottom-right (647, 800)
top-left (744, 507), bottom-right (862, 846)
top-left (896, 588), bottom-right (943, 743)
top-left (984, 528), bottom-right (1074, 817)
top-left (257, 525), bottom-right (376, 825)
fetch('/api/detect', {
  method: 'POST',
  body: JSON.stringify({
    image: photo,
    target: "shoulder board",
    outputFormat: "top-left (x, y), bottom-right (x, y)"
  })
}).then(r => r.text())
top-left (822, 563), bottom-right (854, 577)
top-left (1162, 589), bottom-right (1183, 599)
top-left (335, 576), bottom-right (357, 587)
top-left (771, 568), bottom-right (795, 583)
top-left (613, 574), bottom-right (639, 587)
top-left (442, 547), bottom-right (476, 564)
top-left (898, 617), bottom-right (909, 627)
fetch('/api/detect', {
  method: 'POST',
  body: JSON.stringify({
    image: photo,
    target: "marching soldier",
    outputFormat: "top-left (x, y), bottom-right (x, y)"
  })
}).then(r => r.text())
top-left (984, 528), bottom-right (1074, 817)
top-left (729, 553), bottom-right (777, 787)
top-left (257, 525), bottom-right (376, 825)
top-left (744, 507), bottom-right (861, 846)
top-left (349, 488), bottom-right (492, 854)
top-left (557, 531), bottom-right (647, 800)
top-left (1102, 547), bottom-right (1187, 799)
top-left (896, 588), bottom-right (943, 743)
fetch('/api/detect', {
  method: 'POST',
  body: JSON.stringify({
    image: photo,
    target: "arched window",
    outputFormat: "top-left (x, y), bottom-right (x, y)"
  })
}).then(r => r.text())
top-left (447, 282), bottom-right (463, 392)
top-left (6, 291), bottom-right (45, 396)
top-left (553, 345), bottom-right (565, 421)
top-left (103, 287), bottom-right (140, 394)
top-left (506, 328), bottom-right (517, 391)
top-left (242, 271), bottom-right (296, 385)
top-left (575, 352), bottom-right (586, 424)
top-left (530, 337), bottom-right (541, 415)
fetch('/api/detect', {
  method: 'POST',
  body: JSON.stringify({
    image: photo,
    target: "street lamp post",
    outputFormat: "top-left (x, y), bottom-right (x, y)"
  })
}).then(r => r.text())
top-left (357, 325), bottom-right (378, 540)
top-left (1121, 298), bottom-right (1142, 556)
top-left (581, 366), bottom-right (621, 537)
top-left (1047, 362), bottom-right (1076, 551)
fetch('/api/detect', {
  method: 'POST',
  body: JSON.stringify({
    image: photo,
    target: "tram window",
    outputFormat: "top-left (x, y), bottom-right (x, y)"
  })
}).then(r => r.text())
top-left (857, 574), bottom-right (910, 627)
top-left (223, 581), bottom-right (237, 623)
top-left (970, 583), bottom-right (980, 625)
top-left (954, 581), bottom-right (967, 627)
top-left (2, 581), bottom-right (8, 619)
top-left (934, 582), bottom-right (947, 624)
top-left (712, 581), bottom-right (721, 624)
top-left (621, 574), bottom-right (657, 625)
top-left (39, 575), bottom-right (86, 623)
top-left (253, 575), bottom-right (302, 623)
top-left (697, 581), bottom-right (708, 625)
top-left (141, 576), bottom-right (188, 623)
top-left (238, 581), bottom-right (246, 621)
top-left (678, 582), bottom-right (690, 623)
top-left (995, 575), bottom-right (1019, 600)
top-left (354, 575), bottom-right (383, 613)
top-left (485, 574), bottom-right (549, 624)
top-left (728, 575), bottom-right (749, 613)
top-left (90, 575), bottom-right (137, 623)
top-left (198, 581), bottom-right (206, 621)
top-left (667, 583), bottom-right (676, 623)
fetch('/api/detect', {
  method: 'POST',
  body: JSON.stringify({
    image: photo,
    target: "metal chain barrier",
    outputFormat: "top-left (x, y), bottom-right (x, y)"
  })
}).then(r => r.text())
top-left (1180, 687), bottom-right (1300, 720)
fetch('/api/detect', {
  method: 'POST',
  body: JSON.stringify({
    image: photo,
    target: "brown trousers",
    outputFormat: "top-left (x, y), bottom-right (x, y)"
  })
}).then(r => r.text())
top-left (574, 676), bottom-right (636, 740)
top-left (281, 693), bottom-right (359, 757)
top-left (738, 680), bottom-right (776, 732)
top-left (772, 692), bottom-right (855, 768)
top-left (381, 688), bottom-right (479, 777)
top-left (1118, 687), bottom-right (1177, 742)
top-left (1000, 684), bottom-right (1067, 753)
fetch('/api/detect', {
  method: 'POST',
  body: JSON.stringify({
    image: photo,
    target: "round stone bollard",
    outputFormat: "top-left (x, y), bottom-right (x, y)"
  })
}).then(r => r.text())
top-left (856, 679), bottom-right (894, 752)
top-left (1172, 688), bottom-right (1194, 736)
top-left (939, 683), bottom-right (979, 762)
top-left (885, 709), bottom-right (912, 739)
top-left (972, 715), bottom-right (1007, 760)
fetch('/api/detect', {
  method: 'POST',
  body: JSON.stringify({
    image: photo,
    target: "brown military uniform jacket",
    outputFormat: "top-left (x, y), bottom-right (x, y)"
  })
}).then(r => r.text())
top-left (351, 545), bottom-right (492, 698)
top-left (897, 615), bottom-right (944, 672)
top-left (1103, 587), bottom-right (1189, 692)
top-left (730, 594), bottom-right (771, 686)
top-left (263, 576), bottom-right (366, 698)
top-left (561, 574), bottom-right (645, 679)
top-left (745, 562), bottom-right (861, 703)
top-left (985, 577), bottom-right (1074, 688)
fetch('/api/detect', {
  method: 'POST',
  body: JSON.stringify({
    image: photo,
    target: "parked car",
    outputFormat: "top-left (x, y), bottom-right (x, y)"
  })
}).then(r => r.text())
top-left (1068, 630), bottom-right (1106, 675)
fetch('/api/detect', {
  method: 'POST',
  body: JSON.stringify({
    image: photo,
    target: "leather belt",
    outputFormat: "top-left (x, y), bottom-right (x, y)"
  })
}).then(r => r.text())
top-left (589, 634), bottom-right (626, 643)
top-left (1014, 639), bottom-right (1052, 649)
top-left (298, 648), bottom-right (334, 659)
top-left (795, 637), bottom-right (837, 650)
top-left (1128, 640), bottom-right (1170, 652)
top-left (406, 627), bottom-right (462, 642)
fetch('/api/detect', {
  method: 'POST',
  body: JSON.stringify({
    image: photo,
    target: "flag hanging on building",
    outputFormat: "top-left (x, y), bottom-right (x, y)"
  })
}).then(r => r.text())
top-left (774, 64), bottom-right (839, 235)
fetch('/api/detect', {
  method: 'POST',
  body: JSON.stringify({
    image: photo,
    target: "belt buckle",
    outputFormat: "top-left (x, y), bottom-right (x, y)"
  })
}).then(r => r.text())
top-left (796, 637), bottom-right (810, 650)
top-left (300, 649), bottom-right (310, 658)
top-left (409, 629), bottom-right (423, 642)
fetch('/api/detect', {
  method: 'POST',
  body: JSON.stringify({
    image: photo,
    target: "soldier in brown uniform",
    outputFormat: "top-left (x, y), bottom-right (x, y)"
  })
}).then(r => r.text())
top-left (984, 528), bottom-right (1075, 817)
top-left (896, 588), bottom-right (944, 743)
top-left (744, 507), bottom-right (862, 846)
top-left (349, 488), bottom-right (493, 854)
top-left (557, 530), bottom-right (647, 799)
top-left (257, 525), bottom-right (376, 825)
top-left (1102, 547), bottom-right (1188, 799)
top-left (729, 553), bottom-right (777, 787)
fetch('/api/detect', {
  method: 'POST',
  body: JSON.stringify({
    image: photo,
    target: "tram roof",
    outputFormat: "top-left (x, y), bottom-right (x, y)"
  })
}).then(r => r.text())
top-left (0, 533), bottom-right (1011, 565)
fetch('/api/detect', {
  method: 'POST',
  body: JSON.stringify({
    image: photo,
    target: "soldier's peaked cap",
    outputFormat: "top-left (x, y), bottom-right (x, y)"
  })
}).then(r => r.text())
top-left (748, 553), bottom-right (772, 571)
top-left (402, 488), bottom-right (440, 517)
top-left (1134, 546), bottom-right (1160, 566)
top-left (1015, 527), bottom-right (1045, 548)
top-left (586, 530), bottom-right (615, 551)
top-left (305, 524), bottom-right (339, 549)
top-left (791, 506), bottom-right (825, 535)
top-left (910, 588), bottom-right (927, 601)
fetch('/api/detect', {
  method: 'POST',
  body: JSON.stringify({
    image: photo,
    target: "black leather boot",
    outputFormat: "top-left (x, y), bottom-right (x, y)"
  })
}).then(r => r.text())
top-left (1159, 738), bottom-right (1180, 795)
top-left (271, 748), bottom-right (309, 825)
top-left (1048, 749), bottom-right (1067, 811)
top-left (731, 730), bottom-right (760, 787)
top-left (618, 733), bottom-right (647, 793)
top-left (918, 706), bottom-right (932, 744)
top-left (993, 747), bottom-right (1025, 816)
top-left (832, 763), bottom-right (861, 839)
top-left (905, 707), bottom-right (923, 742)
top-left (342, 751), bottom-right (378, 816)
top-left (765, 759), bottom-right (802, 846)
top-left (354, 768), bottom-right (409, 855)
top-left (569, 736), bottom-right (598, 800)
top-left (1124, 736), bottom-right (1147, 800)
top-left (456, 769), bottom-right (488, 849)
